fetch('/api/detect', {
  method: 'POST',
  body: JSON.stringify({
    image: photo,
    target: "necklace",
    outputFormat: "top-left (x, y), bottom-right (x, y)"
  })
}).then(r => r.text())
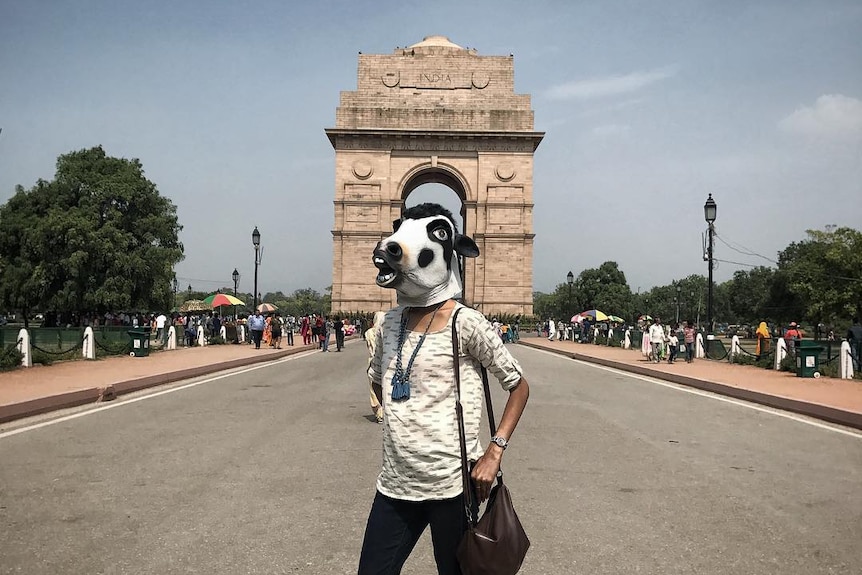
top-left (391, 303), bottom-right (444, 401)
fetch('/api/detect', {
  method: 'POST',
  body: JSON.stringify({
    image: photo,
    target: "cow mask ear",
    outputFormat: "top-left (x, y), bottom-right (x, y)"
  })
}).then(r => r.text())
top-left (392, 219), bottom-right (402, 232)
top-left (454, 234), bottom-right (480, 258)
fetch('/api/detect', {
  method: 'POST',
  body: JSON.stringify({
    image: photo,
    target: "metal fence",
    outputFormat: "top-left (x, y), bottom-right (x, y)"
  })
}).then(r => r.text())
top-left (0, 326), bottom-right (153, 356)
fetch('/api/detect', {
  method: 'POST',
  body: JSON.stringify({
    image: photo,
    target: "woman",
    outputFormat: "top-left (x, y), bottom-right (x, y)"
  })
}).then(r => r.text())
top-left (364, 312), bottom-right (386, 423)
top-left (270, 315), bottom-right (283, 349)
top-left (755, 321), bottom-right (771, 359)
top-left (300, 315), bottom-right (311, 345)
top-left (263, 314), bottom-right (272, 347)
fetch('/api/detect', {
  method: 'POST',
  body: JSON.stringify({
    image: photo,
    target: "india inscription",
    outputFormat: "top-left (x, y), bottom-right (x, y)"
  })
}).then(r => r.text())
top-left (327, 35), bottom-right (544, 315)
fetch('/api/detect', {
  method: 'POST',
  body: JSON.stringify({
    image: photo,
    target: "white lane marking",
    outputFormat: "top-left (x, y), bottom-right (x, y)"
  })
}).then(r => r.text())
top-left (521, 346), bottom-right (862, 440)
top-left (0, 351), bottom-right (317, 440)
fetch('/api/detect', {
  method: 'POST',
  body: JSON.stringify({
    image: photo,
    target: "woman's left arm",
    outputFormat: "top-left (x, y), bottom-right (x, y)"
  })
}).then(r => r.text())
top-left (470, 377), bottom-right (530, 502)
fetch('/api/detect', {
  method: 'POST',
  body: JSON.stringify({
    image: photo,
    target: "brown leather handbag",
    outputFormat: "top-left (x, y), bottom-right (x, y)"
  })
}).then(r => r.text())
top-left (451, 308), bottom-right (530, 575)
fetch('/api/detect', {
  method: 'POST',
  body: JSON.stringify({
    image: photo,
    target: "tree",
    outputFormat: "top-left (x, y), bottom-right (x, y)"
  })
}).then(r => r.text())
top-left (725, 266), bottom-right (776, 324)
top-left (0, 146), bottom-right (183, 324)
top-left (777, 227), bottom-right (862, 324)
top-left (572, 261), bottom-right (634, 320)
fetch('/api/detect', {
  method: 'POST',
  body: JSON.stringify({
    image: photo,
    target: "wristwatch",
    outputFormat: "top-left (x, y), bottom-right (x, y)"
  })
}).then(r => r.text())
top-left (490, 436), bottom-right (509, 450)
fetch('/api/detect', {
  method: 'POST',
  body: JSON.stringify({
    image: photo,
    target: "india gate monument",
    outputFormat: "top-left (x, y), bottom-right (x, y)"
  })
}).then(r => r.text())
top-left (326, 35), bottom-right (544, 315)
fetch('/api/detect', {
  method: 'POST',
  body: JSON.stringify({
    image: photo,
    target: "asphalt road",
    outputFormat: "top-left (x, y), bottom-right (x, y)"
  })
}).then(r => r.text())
top-left (1, 342), bottom-right (860, 574)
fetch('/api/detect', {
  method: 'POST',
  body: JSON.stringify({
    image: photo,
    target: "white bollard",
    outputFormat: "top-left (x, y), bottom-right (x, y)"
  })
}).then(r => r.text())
top-left (641, 332), bottom-right (651, 357)
top-left (696, 333), bottom-right (705, 358)
top-left (607, 328), bottom-right (614, 346)
top-left (731, 335), bottom-right (741, 361)
top-left (166, 326), bottom-right (177, 350)
top-left (197, 326), bottom-right (206, 347)
top-left (82, 327), bottom-right (96, 359)
top-left (840, 341), bottom-right (855, 379)
top-left (240, 325), bottom-right (246, 343)
top-left (220, 325), bottom-right (227, 340)
top-left (774, 337), bottom-right (787, 371)
top-left (624, 329), bottom-right (631, 350)
top-left (17, 328), bottom-right (32, 367)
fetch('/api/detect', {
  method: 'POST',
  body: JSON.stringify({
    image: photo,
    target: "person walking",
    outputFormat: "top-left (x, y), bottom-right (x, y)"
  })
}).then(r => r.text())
top-left (547, 317), bottom-right (556, 341)
top-left (270, 315), bottom-right (283, 349)
top-left (683, 320), bottom-right (697, 363)
top-left (667, 329), bottom-right (679, 364)
top-left (649, 317), bottom-right (665, 363)
top-left (364, 312), bottom-right (386, 424)
top-left (300, 314), bottom-right (311, 345)
top-left (248, 310), bottom-right (265, 349)
top-left (321, 316), bottom-right (332, 352)
top-left (755, 321), bottom-right (771, 360)
top-left (286, 315), bottom-right (295, 346)
top-left (334, 315), bottom-right (345, 351)
top-left (847, 317), bottom-right (862, 371)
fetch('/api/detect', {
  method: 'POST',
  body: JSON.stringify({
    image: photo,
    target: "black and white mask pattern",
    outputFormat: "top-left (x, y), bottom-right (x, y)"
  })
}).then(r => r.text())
top-left (372, 203), bottom-right (479, 308)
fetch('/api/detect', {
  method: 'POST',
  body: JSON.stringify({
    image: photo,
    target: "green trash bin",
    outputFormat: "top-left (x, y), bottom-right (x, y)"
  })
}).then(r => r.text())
top-left (128, 329), bottom-right (151, 357)
top-left (795, 340), bottom-right (823, 378)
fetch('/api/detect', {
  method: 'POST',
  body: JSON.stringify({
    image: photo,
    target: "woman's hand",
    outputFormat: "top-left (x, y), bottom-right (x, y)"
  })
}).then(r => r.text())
top-left (471, 446), bottom-right (503, 502)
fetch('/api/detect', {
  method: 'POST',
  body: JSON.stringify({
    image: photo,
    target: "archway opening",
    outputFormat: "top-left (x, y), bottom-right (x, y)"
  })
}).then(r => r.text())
top-left (403, 183), bottom-right (464, 233)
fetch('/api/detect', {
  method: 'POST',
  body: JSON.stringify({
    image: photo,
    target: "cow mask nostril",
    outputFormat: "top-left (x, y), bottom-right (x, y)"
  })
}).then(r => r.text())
top-left (385, 242), bottom-right (402, 260)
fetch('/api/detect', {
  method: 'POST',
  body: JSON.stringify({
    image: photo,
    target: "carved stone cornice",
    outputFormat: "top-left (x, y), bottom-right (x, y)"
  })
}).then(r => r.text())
top-left (326, 129), bottom-right (544, 153)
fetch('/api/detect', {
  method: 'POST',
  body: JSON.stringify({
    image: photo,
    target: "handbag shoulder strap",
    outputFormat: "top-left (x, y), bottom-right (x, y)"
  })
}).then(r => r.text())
top-left (451, 305), bottom-right (504, 523)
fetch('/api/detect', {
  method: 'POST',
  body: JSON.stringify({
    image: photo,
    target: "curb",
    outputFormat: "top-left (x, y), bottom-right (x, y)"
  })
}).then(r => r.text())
top-left (518, 340), bottom-right (862, 431)
top-left (0, 343), bottom-right (317, 425)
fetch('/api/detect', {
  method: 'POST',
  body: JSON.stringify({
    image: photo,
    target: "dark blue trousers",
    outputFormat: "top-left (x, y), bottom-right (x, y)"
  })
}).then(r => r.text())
top-left (357, 491), bottom-right (474, 575)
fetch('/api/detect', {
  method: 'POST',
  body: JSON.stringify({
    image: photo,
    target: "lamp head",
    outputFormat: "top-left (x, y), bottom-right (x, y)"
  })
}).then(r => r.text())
top-left (232, 268), bottom-right (239, 282)
top-left (704, 194), bottom-right (717, 224)
top-left (252, 226), bottom-right (261, 247)
top-left (567, 271), bottom-right (574, 285)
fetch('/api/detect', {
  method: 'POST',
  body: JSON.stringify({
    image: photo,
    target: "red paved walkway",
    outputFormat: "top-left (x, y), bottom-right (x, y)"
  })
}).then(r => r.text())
top-left (520, 336), bottom-right (862, 429)
top-left (1, 334), bottom-right (860, 429)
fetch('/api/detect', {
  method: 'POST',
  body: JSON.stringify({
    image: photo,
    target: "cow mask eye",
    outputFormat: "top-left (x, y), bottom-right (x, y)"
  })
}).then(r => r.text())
top-left (432, 227), bottom-right (449, 242)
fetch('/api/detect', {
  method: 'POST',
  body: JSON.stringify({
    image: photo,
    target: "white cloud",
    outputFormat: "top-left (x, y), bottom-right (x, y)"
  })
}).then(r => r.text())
top-left (778, 94), bottom-right (862, 139)
top-left (545, 67), bottom-right (676, 100)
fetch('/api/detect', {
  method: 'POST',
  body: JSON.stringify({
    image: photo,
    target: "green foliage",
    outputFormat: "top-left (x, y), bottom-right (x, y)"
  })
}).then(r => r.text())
top-left (207, 336), bottom-right (226, 345)
top-left (0, 146), bottom-right (184, 316)
top-left (0, 346), bottom-right (24, 370)
top-left (777, 227), bottom-right (862, 324)
top-left (263, 288), bottom-right (331, 317)
top-left (778, 355), bottom-right (796, 372)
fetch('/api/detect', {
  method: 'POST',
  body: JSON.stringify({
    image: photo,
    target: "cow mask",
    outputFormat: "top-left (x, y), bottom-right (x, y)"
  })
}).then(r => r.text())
top-left (372, 203), bottom-right (479, 308)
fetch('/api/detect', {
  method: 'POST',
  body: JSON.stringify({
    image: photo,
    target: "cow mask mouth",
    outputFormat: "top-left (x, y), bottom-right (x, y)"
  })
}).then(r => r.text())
top-left (372, 249), bottom-right (400, 288)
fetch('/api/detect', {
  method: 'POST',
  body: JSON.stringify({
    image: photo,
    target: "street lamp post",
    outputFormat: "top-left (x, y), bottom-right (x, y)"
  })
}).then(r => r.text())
top-left (252, 227), bottom-right (261, 312)
top-left (187, 284), bottom-right (192, 300)
top-left (704, 194), bottom-right (717, 335)
top-left (172, 277), bottom-right (178, 309)
top-left (675, 285), bottom-right (681, 324)
top-left (232, 268), bottom-right (240, 320)
top-left (567, 271), bottom-right (574, 342)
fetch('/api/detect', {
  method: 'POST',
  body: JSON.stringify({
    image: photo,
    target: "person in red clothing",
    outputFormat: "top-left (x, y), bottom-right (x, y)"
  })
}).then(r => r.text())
top-left (784, 322), bottom-right (802, 354)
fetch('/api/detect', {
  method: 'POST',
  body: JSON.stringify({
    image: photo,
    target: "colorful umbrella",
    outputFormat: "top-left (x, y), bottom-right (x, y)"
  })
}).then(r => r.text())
top-left (208, 293), bottom-right (245, 308)
top-left (606, 314), bottom-right (626, 324)
top-left (257, 302), bottom-right (278, 313)
top-left (637, 314), bottom-right (653, 322)
top-left (576, 309), bottom-right (609, 321)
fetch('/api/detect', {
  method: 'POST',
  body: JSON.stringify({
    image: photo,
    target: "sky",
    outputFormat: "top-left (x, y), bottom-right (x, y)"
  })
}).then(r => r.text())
top-left (1, 0), bottom-right (861, 298)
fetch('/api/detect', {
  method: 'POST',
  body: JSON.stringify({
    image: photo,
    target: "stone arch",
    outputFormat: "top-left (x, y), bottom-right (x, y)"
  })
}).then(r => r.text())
top-left (326, 36), bottom-right (543, 315)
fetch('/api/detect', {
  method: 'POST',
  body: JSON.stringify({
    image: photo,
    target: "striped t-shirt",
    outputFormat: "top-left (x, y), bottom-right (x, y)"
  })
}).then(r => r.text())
top-left (368, 303), bottom-right (523, 501)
